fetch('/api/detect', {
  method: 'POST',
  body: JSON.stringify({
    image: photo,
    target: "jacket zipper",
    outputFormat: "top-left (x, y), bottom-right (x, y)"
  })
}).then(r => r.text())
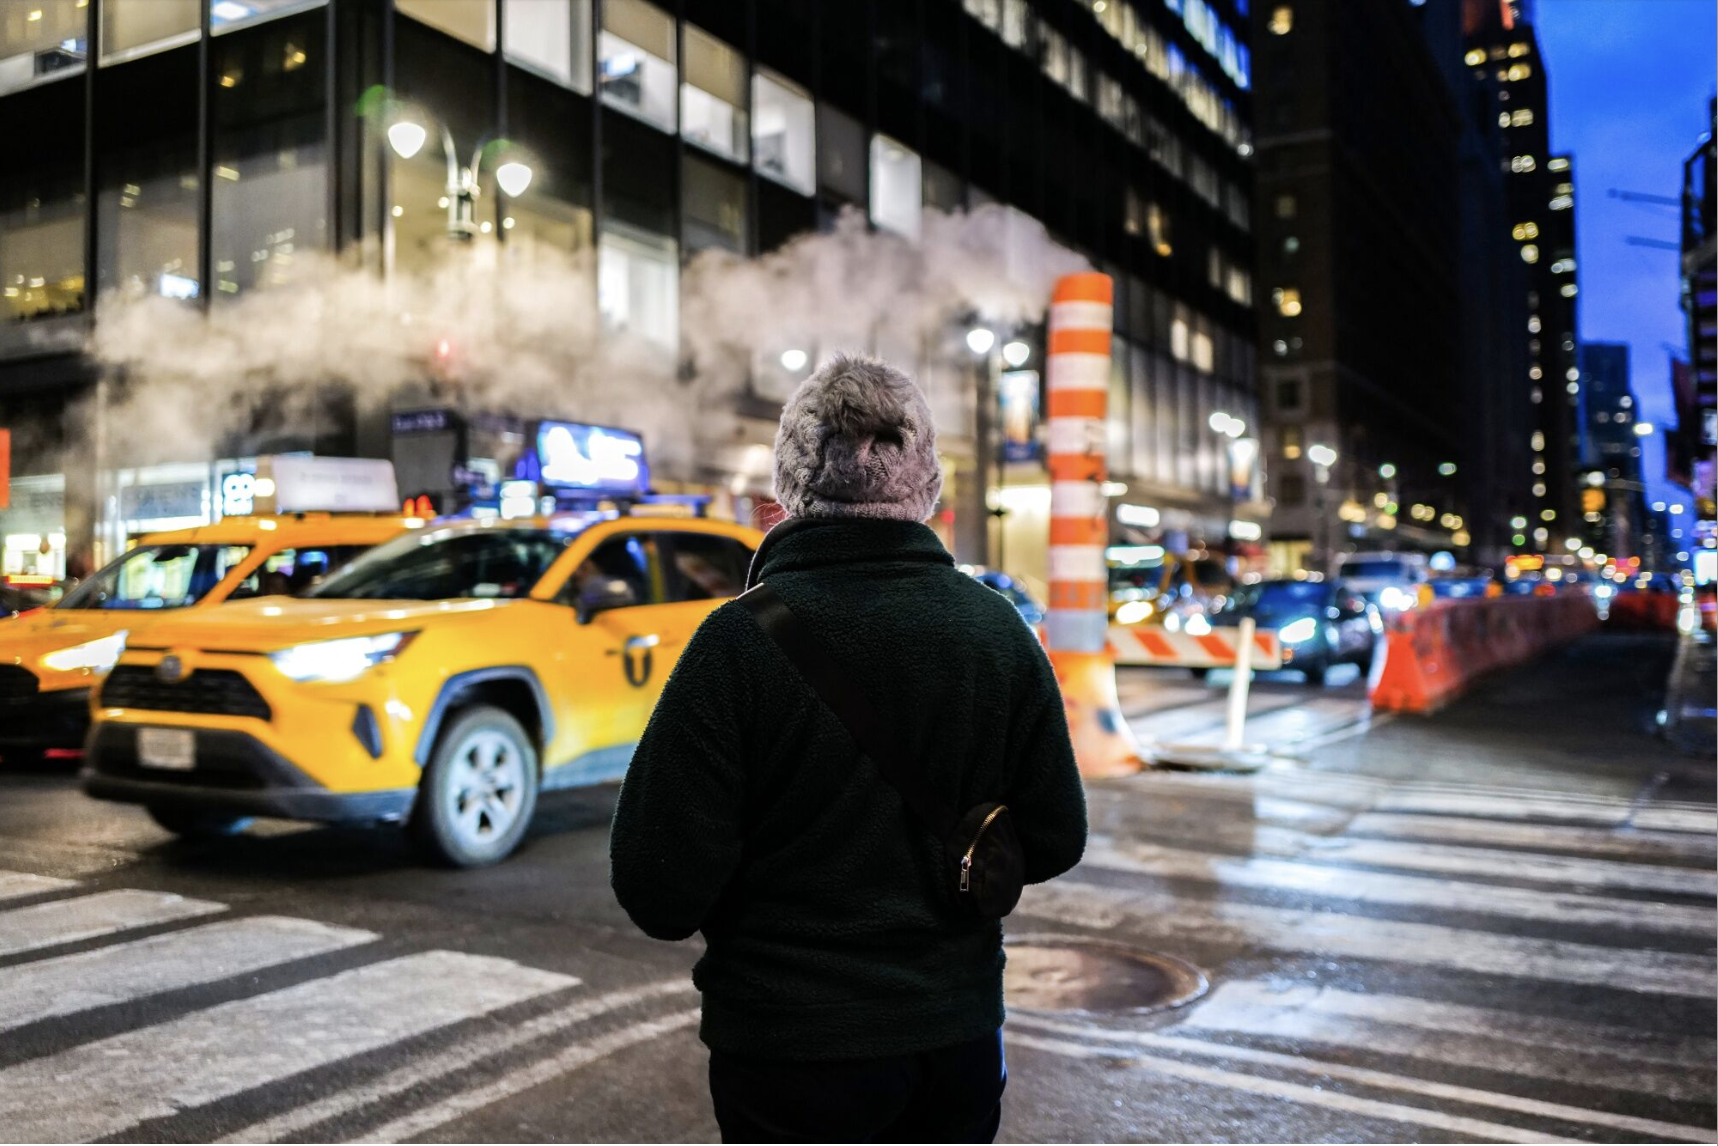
top-left (960, 805), bottom-right (1007, 892)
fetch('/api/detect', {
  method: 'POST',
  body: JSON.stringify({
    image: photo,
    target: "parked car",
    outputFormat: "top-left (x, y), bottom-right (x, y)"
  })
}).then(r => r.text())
top-left (1336, 551), bottom-right (1429, 614)
top-left (1215, 578), bottom-right (1381, 685)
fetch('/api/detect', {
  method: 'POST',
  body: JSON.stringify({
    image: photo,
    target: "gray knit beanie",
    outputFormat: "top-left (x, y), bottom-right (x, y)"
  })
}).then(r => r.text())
top-left (773, 353), bottom-right (943, 522)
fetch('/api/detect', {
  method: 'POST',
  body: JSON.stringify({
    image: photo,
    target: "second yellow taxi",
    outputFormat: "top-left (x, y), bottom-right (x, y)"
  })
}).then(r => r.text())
top-left (83, 513), bottom-right (764, 866)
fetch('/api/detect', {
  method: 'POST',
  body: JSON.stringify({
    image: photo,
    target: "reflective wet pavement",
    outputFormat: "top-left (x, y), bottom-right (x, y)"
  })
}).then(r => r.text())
top-left (0, 631), bottom-right (1710, 1142)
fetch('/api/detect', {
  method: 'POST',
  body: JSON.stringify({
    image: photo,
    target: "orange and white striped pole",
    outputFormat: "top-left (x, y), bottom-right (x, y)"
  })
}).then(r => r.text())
top-left (1045, 272), bottom-right (1142, 777)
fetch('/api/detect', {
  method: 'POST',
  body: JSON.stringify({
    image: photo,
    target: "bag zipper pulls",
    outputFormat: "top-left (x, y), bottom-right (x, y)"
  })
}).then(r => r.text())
top-left (959, 854), bottom-right (972, 892)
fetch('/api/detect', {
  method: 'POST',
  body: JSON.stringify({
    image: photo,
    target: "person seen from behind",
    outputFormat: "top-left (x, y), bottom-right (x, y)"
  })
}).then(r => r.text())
top-left (610, 354), bottom-right (1088, 1143)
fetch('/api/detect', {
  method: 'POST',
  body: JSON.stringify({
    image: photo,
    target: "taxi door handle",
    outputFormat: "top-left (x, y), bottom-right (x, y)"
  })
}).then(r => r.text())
top-left (607, 634), bottom-right (662, 655)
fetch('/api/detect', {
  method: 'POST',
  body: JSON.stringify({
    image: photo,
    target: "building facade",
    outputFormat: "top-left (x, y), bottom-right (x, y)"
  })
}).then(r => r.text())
top-left (1460, 0), bottom-right (1581, 554)
top-left (1251, 0), bottom-right (1476, 573)
top-left (0, 0), bottom-right (1260, 590)
top-left (1678, 96), bottom-right (1715, 572)
top-left (1577, 341), bottom-right (1648, 561)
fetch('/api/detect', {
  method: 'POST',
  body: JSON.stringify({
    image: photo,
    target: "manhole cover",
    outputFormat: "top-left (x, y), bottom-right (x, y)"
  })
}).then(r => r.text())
top-left (1004, 937), bottom-right (1208, 1014)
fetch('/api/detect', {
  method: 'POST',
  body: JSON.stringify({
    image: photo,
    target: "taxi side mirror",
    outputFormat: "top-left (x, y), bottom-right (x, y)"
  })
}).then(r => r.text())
top-left (577, 577), bottom-right (639, 623)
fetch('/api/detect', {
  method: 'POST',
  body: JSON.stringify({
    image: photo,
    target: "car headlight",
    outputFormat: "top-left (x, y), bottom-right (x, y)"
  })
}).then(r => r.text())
top-left (1278, 617), bottom-right (1317, 644)
top-left (1115, 601), bottom-right (1154, 625)
top-left (1377, 586), bottom-right (1414, 612)
top-left (269, 632), bottom-right (416, 683)
top-left (1163, 612), bottom-right (1182, 632)
top-left (1184, 614), bottom-right (1212, 636)
top-left (41, 631), bottom-right (129, 673)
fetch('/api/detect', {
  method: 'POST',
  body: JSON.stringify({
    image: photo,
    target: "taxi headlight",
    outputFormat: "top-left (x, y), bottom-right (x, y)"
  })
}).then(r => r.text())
top-left (1278, 617), bottom-right (1318, 644)
top-left (41, 631), bottom-right (128, 673)
top-left (1377, 586), bottom-right (1415, 612)
top-left (1184, 614), bottom-right (1212, 636)
top-left (270, 632), bottom-right (416, 683)
top-left (1115, 601), bottom-right (1154, 625)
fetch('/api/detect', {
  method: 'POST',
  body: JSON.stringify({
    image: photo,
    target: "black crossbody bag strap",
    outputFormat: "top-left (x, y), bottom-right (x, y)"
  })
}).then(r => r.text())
top-left (737, 584), bottom-right (961, 840)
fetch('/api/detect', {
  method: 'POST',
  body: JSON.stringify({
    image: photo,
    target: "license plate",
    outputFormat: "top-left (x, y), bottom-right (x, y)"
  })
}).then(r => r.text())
top-left (138, 728), bottom-right (195, 771)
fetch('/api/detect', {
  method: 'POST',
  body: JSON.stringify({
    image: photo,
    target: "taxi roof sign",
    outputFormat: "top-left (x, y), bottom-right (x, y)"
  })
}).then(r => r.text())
top-left (255, 456), bottom-right (401, 515)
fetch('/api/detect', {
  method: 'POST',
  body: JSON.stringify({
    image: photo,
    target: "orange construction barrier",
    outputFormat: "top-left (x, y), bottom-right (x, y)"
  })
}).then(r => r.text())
top-left (1043, 272), bottom-right (1143, 777)
top-left (1603, 590), bottom-right (1679, 631)
top-left (1370, 594), bottom-right (1600, 713)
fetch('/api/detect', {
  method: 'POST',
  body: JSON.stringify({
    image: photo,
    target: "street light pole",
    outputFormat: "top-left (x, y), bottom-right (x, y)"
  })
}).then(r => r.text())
top-left (1308, 443), bottom-right (1339, 574)
top-left (386, 111), bottom-right (533, 241)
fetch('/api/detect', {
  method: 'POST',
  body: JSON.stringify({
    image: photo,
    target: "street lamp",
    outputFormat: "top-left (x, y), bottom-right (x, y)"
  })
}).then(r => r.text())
top-left (386, 107), bottom-right (533, 240)
top-left (965, 327), bottom-right (996, 355)
top-left (1307, 444), bottom-right (1338, 574)
top-left (1001, 340), bottom-right (1031, 367)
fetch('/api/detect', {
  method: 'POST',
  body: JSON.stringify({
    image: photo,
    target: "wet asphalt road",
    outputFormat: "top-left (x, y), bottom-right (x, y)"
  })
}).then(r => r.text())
top-left (0, 631), bottom-right (1711, 1143)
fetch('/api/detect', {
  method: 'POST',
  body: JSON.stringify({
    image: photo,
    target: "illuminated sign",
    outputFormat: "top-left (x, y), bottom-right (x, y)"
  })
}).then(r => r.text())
top-left (536, 422), bottom-right (649, 494)
top-left (221, 471), bottom-right (256, 517)
top-left (262, 456), bottom-right (401, 514)
top-left (998, 370), bottom-right (1041, 463)
top-left (1115, 503), bottom-right (1161, 528)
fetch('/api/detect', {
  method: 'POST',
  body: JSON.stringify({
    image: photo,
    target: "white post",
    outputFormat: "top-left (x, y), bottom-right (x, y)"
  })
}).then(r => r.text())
top-left (1224, 617), bottom-right (1256, 750)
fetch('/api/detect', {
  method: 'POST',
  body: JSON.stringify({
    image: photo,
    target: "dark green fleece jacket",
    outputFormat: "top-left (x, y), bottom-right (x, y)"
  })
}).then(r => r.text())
top-left (610, 516), bottom-right (1086, 1061)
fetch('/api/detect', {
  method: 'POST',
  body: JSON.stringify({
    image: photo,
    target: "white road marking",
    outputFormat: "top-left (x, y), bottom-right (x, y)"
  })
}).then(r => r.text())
top-left (1079, 837), bottom-right (1715, 935)
top-left (0, 870), bottom-right (76, 903)
top-left (1178, 980), bottom-right (1718, 1101)
top-left (0, 889), bottom-right (224, 957)
top-left (0, 950), bottom-right (576, 1143)
top-left (219, 980), bottom-right (692, 1143)
top-left (1375, 791), bottom-right (1629, 827)
top-left (0, 916), bottom-right (377, 1033)
top-left (1631, 806), bottom-right (1718, 834)
top-left (1017, 882), bottom-right (1718, 996)
top-left (350, 1007), bottom-right (701, 1143)
top-left (1348, 812), bottom-right (1717, 864)
top-left (1266, 830), bottom-right (1718, 897)
top-left (1006, 1030), bottom-right (1581, 1145)
top-left (1011, 1017), bottom-right (1715, 1144)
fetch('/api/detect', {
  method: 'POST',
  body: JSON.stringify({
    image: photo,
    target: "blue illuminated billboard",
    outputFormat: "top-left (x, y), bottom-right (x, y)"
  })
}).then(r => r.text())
top-left (534, 422), bottom-right (650, 495)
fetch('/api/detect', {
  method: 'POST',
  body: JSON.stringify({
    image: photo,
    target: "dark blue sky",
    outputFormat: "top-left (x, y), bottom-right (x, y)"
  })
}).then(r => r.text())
top-left (1536, 0), bottom-right (1715, 521)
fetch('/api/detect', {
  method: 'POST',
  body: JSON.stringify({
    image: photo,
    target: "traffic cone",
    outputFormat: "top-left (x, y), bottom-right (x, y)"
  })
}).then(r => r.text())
top-left (1044, 272), bottom-right (1143, 778)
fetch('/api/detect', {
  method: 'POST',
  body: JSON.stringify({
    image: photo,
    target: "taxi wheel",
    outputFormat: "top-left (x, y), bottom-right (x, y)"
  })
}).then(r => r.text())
top-left (146, 805), bottom-right (253, 838)
top-left (412, 706), bottom-right (539, 868)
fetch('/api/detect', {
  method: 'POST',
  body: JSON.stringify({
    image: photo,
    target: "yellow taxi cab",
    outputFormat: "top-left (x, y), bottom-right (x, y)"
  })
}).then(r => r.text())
top-left (1, 513), bottom-right (409, 764)
top-left (1107, 545), bottom-right (1233, 631)
top-left (82, 513), bottom-right (764, 866)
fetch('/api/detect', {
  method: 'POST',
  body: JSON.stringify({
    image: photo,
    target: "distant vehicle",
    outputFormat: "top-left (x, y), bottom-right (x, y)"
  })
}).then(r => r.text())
top-left (962, 567), bottom-right (1045, 628)
top-left (0, 583), bottom-right (54, 619)
top-left (1215, 578), bottom-right (1380, 686)
top-left (1107, 547), bottom-right (1232, 630)
top-left (1336, 552), bottom-right (1428, 614)
top-left (1428, 570), bottom-right (1495, 599)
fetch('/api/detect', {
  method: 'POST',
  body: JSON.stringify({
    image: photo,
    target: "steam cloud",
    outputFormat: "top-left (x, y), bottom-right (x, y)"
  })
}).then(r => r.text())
top-left (80, 205), bottom-right (1086, 480)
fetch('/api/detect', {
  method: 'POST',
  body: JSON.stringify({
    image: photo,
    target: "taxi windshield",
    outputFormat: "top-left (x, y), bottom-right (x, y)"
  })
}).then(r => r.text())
top-left (308, 527), bottom-right (576, 600)
top-left (58, 544), bottom-right (253, 611)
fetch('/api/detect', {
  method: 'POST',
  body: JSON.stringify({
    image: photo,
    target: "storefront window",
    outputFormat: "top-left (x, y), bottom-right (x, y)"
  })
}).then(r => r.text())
top-left (753, 70), bottom-right (814, 195)
top-left (95, 45), bottom-right (200, 300)
top-left (681, 24), bottom-right (747, 164)
top-left (503, 65), bottom-right (594, 265)
top-left (869, 134), bottom-right (921, 241)
top-left (504, 0), bottom-right (591, 93)
top-left (1, 0), bottom-right (86, 94)
top-left (396, 0), bottom-right (494, 51)
top-left (599, 0), bottom-right (675, 133)
top-left (210, 11), bottom-right (327, 298)
top-left (682, 154), bottom-right (747, 255)
top-left (598, 223), bottom-right (677, 352)
top-left (100, 0), bottom-right (198, 65)
top-left (2, 79), bottom-right (85, 332)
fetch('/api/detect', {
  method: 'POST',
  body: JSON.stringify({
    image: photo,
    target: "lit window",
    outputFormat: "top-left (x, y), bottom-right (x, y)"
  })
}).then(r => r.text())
top-left (1282, 235), bottom-right (1300, 255)
top-left (1597, 411), bottom-right (1610, 423)
top-left (1527, 315), bottom-right (1541, 333)
top-left (1520, 244), bottom-right (1539, 264)
top-left (504, 0), bottom-right (591, 92)
top-left (1269, 5), bottom-right (1292, 34)
top-left (1507, 62), bottom-right (1532, 81)
top-left (1464, 48), bottom-right (1485, 66)
top-left (1532, 460), bottom-right (1545, 475)
top-left (1275, 194), bottom-right (1297, 219)
top-left (1547, 156), bottom-right (1570, 171)
top-left (1550, 258), bottom-right (1575, 274)
top-left (1149, 202), bottom-right (1172, 256)
top-left (1533, 482), bottom-right (1547, 497)
top-left (1560, 283), bottom-right (1578, 298)
top-left (1498, 111), bottom-right (1510, 128)
top-left (101, 0), bottom-right (197, 64)
top-left (1510, 154), bottom-right (1537, 173)
top-left (1511, 109), bottom-right (1535, 126)
top-left (1507, 41), bottom-right (1530, 58)
top-left (599, 224), bottom-right (678, 351)
top-left (681, 24), bottom-right (748, 164)
top-left (1171, 313), bottom-right (1190, 361)
top-left (1554, 181), bottom-right (1573, 195)
top-left (3, 0), bottom-right (89, 92)
top-left (1549, 194), bottom-right (1572, 211)
top-left (1192, 329), bottom-right (1214, 373)
top-left (1531, 431), bottom-right (1545, 451)
top-left (1511, 221), bottom-right (1539, 240)
top-left (1273, 287), bottom-right (1302, 317)
top-left (1541, 509), bottom-right (1556, 521)
top-left (869, 134), bottom-right (922, 241)
top-left (752, 70), bottom-right (814, 195)
top-left (599, 0), bottom-right (678, 132)
top-left (398, 0), bottom-right (495, 49)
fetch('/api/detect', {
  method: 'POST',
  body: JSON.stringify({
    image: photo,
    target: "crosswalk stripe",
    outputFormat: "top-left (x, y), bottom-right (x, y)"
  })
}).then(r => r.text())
top-left (1129, 697), bottom-right (1302, 742)
top-left (350, 1008), bottom-right (701, 1144)
top-left (1006, 1031), bottom-right (1580, 1145)
top-left (0, 950), bottom-right (577, 1143)
top-left (1348, 813), bottom-right (1717, 864)
top-left (218, 980), bottom-right (692, 1143)
top-left (1079, 838), bottom-right (1716, 935)
top-left (1632, 806), bottom-right (1718, 834)
top-left (1010, 1017), bottom-right (1715, 1143)
top-left (1177, 980), bottom-right (1717, 1101)
top-left (0, 916), bottom-right (378, 1034)
top-left (0, 870), bottom-right (76, 903)
top-left (1375, 791), bottom-right (1629, 827)
top-left (0, 889), bottom-right (225, 957)
top-left (1018, 882), bottom-right (1718, 996)
top-left (1264, 829), bottom-right (1718, 897)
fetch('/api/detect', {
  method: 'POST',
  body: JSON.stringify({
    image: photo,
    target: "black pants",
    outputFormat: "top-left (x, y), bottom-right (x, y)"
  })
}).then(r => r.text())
top-left (708, 1029), bottom-right (1006, 1144)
